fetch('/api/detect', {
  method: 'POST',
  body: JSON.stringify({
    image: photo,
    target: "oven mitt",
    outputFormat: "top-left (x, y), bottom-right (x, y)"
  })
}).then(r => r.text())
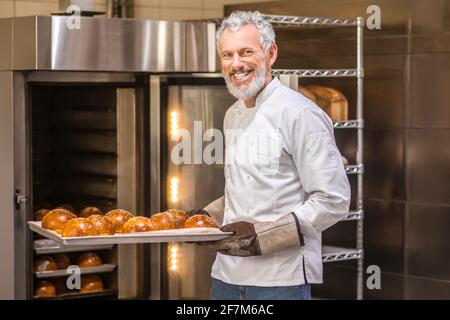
top-left (202, 213), bottom-right (305, 257)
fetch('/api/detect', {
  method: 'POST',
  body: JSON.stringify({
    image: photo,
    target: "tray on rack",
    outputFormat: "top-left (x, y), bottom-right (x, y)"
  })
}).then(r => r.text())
top-left (28, 221), bottom-right (232, 246)
top-left (34, 239), bottom-right (114, 254)
top-left (35, 264), bottom-right (116, 279)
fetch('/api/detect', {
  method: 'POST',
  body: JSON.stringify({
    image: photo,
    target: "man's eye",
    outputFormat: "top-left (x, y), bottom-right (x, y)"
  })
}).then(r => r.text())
top-left (242, 50), bottom-right (253, 56)
top-left (222, 53), bottom-right (231, 59)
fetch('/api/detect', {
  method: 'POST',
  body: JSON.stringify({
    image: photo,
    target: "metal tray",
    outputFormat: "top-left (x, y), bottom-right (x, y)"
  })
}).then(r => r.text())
top-left (34, 289), bottom-right (117, 300)
top-left (35, 264), bottom-right (116, 279)
top-left (28, 221), bottom-right (232, 246)
top-left (34, 239), bottom-right (114, 254)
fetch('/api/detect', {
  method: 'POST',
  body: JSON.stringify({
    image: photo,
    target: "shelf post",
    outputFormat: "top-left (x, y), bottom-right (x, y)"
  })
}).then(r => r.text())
top-left (356, 16), bottom-right (364, 301)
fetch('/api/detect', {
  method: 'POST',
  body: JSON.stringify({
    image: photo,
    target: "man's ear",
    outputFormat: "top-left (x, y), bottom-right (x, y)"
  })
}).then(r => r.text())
top-left (267, 43), bottom-right (278, 67)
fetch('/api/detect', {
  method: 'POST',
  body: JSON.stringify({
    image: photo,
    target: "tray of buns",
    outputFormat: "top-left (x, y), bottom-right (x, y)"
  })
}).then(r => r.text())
top-left (35, 264), bottom-right (116, 278)
top-left (28, 221), bottom-right (232, 245)
top-left (29, 208), bottom-right (232, 245)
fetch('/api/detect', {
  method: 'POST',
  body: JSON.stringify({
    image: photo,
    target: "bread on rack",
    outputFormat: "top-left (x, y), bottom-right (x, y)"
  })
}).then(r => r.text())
top-left (54, 253), bottom-right (71, 269)
top-left (41, 209), bottom-right (77, 234)
top-left (122, 216), bottom-right (157, 233)
top-left (87, 214), bottom-right (115, 235)
top-left (35, 280), bottom-right (56, 297)
top-left (34, 209), bottom-right (51, 221)
top-left (61, 218), bottom-right (99, 237)
top-left (150, 212), bottom-right (183, 230)
top-left (298, 86), bottom-right (348, 122)
top-left (165, 209), bottom-right (189, 226)
top-left (53, 278), bottom-right (69, 295)
top-left (105, 209), bottom-right (134, 233)
top-left (77, 252), bottom-right (103, 268)
top-left (80, 275), bottom-right (104, 293)
top-left (184, 214), bottom-right (219, 229)
top-left (298, 86), bottom-right (317, 103)
top-left (57, 204), bottom-right (78, 215)
top-left (79, 206), bottom-right (103, 218)
top-left (34, 255), bottom-right (59, 272)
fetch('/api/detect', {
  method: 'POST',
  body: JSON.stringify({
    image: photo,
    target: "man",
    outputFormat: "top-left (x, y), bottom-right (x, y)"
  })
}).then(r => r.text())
top-left (198, 11), bottom-right (351, 300)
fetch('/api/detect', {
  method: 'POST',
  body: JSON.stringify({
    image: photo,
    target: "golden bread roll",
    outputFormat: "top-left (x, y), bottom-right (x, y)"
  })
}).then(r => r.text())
top-left (150, 212), bottom-right (183, 230)
top-left (184, 214), bottom-right (219, 229)
top-left (35, 280), bottom-right (56, 297)
top-left (34, 209), bottom-right (51, 221)
top-left (57, 204), bottom-right (78, 215)
top-left (77, 252), bottom-right (103, 268)
top-left (61, 218), bottom-right (99, 237)
top-left (79, 206), bottom-right (103, 218)
top-left (54, 253), bottom-right (71, 269)
top-left (105, 209), bottom-right (134, 233)
top-left (299, 86), bottom-right (348, 122)
top-left (165, 209), bottom-right (189, 225)
top-left (53, 278), bottom-right (68, 295)
top-left (122, 216), bottom-right (157, 233)
top-left (41, 209), bottom-right (77, 234)
top-left (87, 214), bottom-right (115, 235)
top-left (34, 255), bottom-right (59, 272)
top-left (80, 275), bottom-right (104, 293)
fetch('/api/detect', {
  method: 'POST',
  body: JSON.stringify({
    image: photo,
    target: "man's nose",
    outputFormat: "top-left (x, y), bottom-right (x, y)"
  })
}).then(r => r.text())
top-left (231, 52), bottom-right (244, 69)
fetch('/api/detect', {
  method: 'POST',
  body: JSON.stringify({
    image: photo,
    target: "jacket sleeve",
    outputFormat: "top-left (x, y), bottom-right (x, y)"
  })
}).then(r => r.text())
top-left (288, 107), bottom-right (351, 239)
top-left (203, 195), bottom-right (225, 226)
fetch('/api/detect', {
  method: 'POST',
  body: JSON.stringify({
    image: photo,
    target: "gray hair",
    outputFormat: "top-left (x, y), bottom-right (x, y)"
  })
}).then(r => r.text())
top-left (216, 11), bottom-right (276, 53)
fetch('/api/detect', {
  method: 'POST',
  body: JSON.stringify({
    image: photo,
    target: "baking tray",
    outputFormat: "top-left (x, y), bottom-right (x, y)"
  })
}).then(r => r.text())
top-left (34, 239), bottom-right (114, 254)
top-left (28, 221), bottom-right (232, 246)
top-left (34, 289), bottom-right (117, 300)
top-left (35, 264), bottom-right (116, 279)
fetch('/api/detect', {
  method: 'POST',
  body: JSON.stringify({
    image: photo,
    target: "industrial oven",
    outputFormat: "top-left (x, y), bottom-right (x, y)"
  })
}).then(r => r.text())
top-left (0, 15), bottom-right (227, 299)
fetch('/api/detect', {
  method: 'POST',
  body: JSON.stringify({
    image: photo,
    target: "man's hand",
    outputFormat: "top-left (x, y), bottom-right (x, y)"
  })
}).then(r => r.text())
top-left (199, 213), bottom-right (304, 256)
top-left (200, 221), bottom-right (261, 257)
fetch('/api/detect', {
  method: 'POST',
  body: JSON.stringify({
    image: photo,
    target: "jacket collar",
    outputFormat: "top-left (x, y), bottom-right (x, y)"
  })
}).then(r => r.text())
top-left (255, 77), bottom-right (281, 107)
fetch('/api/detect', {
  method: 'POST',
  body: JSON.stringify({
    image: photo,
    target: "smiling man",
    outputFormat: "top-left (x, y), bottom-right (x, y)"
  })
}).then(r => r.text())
top-left (196, 11), bottom-right (351, 300)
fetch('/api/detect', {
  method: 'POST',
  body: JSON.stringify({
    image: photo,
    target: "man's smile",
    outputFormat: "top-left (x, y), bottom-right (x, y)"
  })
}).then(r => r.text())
top-left (230, 69), bottom-right (255, 85)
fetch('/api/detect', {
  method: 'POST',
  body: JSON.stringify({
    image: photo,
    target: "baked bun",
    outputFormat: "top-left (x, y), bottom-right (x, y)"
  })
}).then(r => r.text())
top-left (87, 214), bottom-right (115, 235)
top-left (53, 278), bottom-right (68, 295)
top-left (150, 212), bottom-right (183, 230)
top-left (122, 216), bottom-right (156, 233)
top-left (61, 218), bottom-right (99, 237)
top-left (79, 206), bottom-right (103, 218)
top-left (57, 204), bottom-right (78, 215)
top-left (34, 209), bottom-right (51, 221)
top-left (105, 209), bottom-right (134, 233)
top-left (35, 280), bottom-right (56, 297)
top-left (184, 214), bottom-right (218, 228)
top-left (165, 209), bottom-right (189, 225)
top-left (54, 253), bottom-right (71, 269)
top-left (77, 252), bottom-right (103, 268)
top-left (34, 255), bottom-right (58, 272)
top-left (41, 209), bottom-right (77, 234)
top-left (300, 86), bottom-right (348, 122)
top-left (80, 275), bottom-right (104, 293)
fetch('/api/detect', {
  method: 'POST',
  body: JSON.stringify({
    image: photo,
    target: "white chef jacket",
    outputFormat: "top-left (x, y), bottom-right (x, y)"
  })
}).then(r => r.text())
top-left (211, 77), bottom-right (351, 286)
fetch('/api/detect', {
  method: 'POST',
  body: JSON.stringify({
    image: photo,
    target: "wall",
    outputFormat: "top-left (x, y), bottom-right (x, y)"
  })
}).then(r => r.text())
top-left (0, 0), bottom-right (278, 19)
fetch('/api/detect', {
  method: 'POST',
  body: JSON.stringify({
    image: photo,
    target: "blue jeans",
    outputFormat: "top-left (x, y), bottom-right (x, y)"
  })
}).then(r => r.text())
top-left (210, 278), bottom-right (311, 300)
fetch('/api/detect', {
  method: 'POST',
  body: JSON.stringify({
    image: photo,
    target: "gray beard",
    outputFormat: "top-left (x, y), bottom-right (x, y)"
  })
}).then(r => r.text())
top-left (224, 63), bottom-right (267, 101)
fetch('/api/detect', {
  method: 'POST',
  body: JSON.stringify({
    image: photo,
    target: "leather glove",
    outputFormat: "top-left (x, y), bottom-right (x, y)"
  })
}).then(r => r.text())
top-left (201, 213), bottom-right (305, 257)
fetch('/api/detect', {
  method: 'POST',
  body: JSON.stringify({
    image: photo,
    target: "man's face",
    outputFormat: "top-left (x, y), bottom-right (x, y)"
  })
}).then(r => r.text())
top-left (218, 24), bottom-right (276, 101)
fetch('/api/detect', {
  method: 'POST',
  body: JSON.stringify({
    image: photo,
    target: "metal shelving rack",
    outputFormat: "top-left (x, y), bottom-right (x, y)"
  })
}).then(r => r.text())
top-left (267, 14), bottom-right (365, 300)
